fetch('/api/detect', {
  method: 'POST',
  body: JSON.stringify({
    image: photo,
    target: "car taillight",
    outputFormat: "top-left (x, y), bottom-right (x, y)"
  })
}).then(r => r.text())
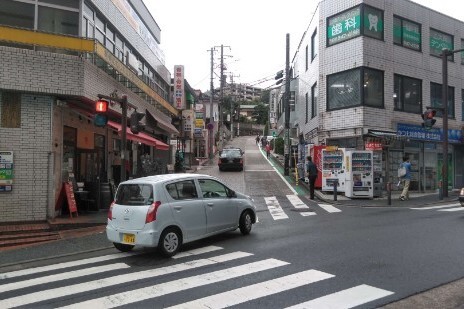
top-left (108, 201), bottom-right (115, 220)
top-left (146, 201), bottom-right (161, 223)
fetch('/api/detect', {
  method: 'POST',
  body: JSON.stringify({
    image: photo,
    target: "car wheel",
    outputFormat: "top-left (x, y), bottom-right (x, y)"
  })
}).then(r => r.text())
top-left (113, 242), bottom-right (134, 252)
top-left (158, 228), bottom-right (182, 257)
top-left (239, 211), bottom-right (253, 235)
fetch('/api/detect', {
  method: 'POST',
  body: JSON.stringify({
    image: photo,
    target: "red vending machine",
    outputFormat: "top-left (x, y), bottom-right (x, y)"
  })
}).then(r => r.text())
top-left (306, 144), bottom-right (326, 189)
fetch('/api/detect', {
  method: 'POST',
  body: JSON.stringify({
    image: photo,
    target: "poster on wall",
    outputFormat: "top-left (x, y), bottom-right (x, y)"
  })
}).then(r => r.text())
top-left (0, 151), bottom-right (13, 192)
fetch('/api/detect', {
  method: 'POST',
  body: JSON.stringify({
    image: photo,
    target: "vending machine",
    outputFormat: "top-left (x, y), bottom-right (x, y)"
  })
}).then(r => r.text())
top-left (305, 144), bottom-right (325, 188)
top-left (344, 150), bottom-right (374, 198)
top-left (321, 147), bottom-right (346, 192)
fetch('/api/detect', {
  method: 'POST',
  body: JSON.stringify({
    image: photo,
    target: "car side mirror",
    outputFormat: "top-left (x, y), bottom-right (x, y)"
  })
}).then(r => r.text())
top-left (228, 190), bottom-right (236, 198)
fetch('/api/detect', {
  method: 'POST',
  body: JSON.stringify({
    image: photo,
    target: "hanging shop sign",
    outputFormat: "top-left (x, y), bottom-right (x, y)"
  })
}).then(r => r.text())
top-left (397, 123), bottom-right (462, 143)
top-left (0, 151), bottom-right (13, 192)
top-left (174, 65), bottom-right (185, 110)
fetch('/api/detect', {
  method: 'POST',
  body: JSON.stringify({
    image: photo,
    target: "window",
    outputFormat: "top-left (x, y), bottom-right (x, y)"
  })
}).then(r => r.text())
top-left (430, 28), bottom-right (453, 61)
top-left (327, 4), bottom-right (383, 46)
top-left (38, 6), bottom-right (79, 36)
top-left (305, 45), bottom-right (309, 71)
top-left (461, 39), bottom-right (464, 65)
top-left (327, 67), bottom-right (384, 110)
top-left (0, 0), bottom-right (34, 29)
top-left (311, 83), bottom-right (318, 118)
top-left (305, 92), bottom-right (309, 123)
top-left (115, 184), bottom-right (154, 206)
top-left (198, 179), bottom-right (229, 198)
top-left (394, 74), bottom-right (422, 113)
top-left (462, 90), bottom-right (464, 121)
top-left (430, 82), bottom-right (454, 118)
top-left (166, 180), bottom-right (198, 200)
top-left (39, 0), bottom-right (79, 9)
top-left (311, 29), bottom-right (318, 60)
top-left (393, 16), bottom-right (421, 51)
top-left (1, 92), bottom-right (21, 128)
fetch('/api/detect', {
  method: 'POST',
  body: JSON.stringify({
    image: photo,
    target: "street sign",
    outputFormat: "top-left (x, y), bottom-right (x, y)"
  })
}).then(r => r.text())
top-left (272, 131), bottom-right (276, 137)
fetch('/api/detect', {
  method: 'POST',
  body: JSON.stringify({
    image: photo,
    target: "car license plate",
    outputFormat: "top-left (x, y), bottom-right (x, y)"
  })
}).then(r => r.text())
top-left (122, 233), bottom-right (135, 244)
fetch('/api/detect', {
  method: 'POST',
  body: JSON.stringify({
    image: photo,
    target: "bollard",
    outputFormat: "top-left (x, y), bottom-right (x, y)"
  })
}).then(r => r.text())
top-left (333, 181), bottom-right (338, 201)
top-left (387, 182), bottom-right (391, 206)
top-left (438, 180), bottom-right (443, 200)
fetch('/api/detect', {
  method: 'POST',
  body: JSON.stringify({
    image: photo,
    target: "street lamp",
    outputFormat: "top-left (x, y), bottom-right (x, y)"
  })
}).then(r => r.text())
top-left (440, 48), bottom-right (464, 198)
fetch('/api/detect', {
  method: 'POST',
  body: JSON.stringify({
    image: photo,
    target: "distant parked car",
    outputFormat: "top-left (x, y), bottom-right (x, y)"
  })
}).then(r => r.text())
top-left (107, 174), bottom-right (257, 257)
top-left (459, 187), bottom-right (464, 206)
top-left (218, 147), bottom-right (244, 171)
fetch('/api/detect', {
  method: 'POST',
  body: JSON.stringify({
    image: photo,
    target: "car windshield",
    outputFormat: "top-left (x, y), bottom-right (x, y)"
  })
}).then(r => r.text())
top-left (221, 149), bottom-right (242, 157)
top-left (115, 184), bottom-right (154, 206)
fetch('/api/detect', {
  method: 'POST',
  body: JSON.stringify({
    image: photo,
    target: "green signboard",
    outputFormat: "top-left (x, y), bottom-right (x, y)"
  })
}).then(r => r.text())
top-left (327, 7), bottom-right (361, 46)
top-left (363, 5), bottom-right (383, 40)
top-left (430, 29), bottom-right (453, 57)
top-left (393, 17), bottom-right (421, 51)
top-left (0, 151), bottom-right (13, 192)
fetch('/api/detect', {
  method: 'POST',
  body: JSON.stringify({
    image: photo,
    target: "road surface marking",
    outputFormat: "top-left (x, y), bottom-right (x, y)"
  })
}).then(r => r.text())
top-left (285, 284), bottom-right (394, 309)
top-left (317, 203), bottom-right (342, 213)
top-left (287, 194), bottom-right (317, 216)
top-left (0, 251), bottom-right (253, 308)
top-left (265, 196), bottom-right (289, 220)
top-left (0, 263), bottom-right (129, 293)
top-left (166, 269), bottom-right (334, 309)
top-left (0, 252), bottom-right (137, 280)
top-left (173, 245), bottom-right (223, 259)
top-left (410, 203), bottom-right (461, 210)
top-left (438, 207), bottom-right (464, 212)
top-left (59, 259), bottom-right (289, 309)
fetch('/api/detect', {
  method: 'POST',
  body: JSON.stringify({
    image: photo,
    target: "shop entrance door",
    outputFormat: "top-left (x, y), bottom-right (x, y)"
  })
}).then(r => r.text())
top-left (76, 150), bottom-right (105, 182)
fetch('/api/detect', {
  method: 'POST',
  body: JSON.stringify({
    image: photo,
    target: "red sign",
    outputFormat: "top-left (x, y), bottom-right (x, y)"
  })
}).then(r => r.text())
top-left (365, 142), bottom-right (382, 150)
top-left (64, 182), bottom-right (78, 217)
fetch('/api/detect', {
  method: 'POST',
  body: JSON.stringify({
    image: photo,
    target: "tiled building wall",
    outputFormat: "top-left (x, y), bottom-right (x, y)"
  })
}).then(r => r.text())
top-left (0, 93), bottom-right (52, 222)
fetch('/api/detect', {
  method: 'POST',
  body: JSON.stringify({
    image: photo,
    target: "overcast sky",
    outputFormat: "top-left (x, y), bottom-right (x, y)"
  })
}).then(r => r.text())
top-left (145, 0), bottom-right (464, 93)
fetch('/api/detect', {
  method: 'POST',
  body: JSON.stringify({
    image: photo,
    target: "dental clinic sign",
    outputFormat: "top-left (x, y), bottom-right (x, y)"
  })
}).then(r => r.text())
top-left (327, 5), bottom-right (383, 46)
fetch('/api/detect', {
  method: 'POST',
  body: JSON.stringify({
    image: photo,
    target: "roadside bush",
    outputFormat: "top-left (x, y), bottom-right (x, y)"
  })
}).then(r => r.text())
top-left (274, 137), bottom-right (284, 155)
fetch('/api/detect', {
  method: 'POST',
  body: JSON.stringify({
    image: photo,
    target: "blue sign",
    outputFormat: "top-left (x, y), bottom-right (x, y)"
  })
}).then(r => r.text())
top-left (397, 123), bottom-right (462, 144)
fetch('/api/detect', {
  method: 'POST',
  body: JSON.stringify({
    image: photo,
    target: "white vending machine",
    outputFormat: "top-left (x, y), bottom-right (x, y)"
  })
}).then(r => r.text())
top-left (344, 150), bottom-right (374, 198)
top-left (321, 148), bottom-right (347, 192)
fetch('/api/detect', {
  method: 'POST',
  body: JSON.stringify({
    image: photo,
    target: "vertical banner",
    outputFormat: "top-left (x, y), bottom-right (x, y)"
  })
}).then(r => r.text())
top-left (0, 151), bottom-right (13, 192)
top-left (174, 65), bottom-right (185, 110)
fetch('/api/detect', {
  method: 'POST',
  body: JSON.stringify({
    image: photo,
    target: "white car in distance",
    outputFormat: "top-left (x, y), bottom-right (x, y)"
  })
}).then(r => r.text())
top-left (106, 173), bottom-right (257, 257)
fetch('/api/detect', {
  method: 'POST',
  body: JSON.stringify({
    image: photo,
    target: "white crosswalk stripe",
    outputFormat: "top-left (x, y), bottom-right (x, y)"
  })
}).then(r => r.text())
top-left (410, 203), bottom-right (463, 212)
top-left (287, 195), bottom-right (317, 216)
top-left (0, 246), bottom-right (394, 309)
top-left (265, 196), bottom-right (289, 220)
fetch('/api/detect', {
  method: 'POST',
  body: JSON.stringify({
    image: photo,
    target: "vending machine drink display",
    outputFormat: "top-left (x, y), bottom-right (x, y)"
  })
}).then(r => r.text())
top-left (321, 148), bottom-right (346, 192)
top-left (345, 150), bottom-right (374, 198)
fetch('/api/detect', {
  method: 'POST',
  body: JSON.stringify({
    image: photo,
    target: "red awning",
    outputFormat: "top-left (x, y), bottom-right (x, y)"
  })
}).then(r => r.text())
top-left (108, 121), bottom-right (169, 151)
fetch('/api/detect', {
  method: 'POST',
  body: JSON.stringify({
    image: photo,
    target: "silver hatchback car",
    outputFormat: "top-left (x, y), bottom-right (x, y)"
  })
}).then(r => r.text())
top-left (106, 173), bottom-right (257, 257)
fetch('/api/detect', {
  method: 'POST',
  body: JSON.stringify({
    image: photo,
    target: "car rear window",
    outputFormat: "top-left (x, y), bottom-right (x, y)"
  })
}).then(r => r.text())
top-left (116, 184), bottom-right (154, 206)
top-left (221, 149), bottom-right (241, 157)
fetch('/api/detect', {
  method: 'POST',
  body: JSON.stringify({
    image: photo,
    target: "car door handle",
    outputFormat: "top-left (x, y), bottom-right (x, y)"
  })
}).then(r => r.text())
top-left (174, 206), bottom-right (182, 210)
top-left (207, 203), bottom-right (214, 206)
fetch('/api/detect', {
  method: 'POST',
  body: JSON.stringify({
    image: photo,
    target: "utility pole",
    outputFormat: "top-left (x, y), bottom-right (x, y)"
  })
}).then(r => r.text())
top-left (229, 72), bottom-right (240, 140)
top-left (284, 33), bottom-right (291, 176)
top-left (219, 44), bottom-right (224, 151)
top-left (208, 47), bottom-right (215, 163)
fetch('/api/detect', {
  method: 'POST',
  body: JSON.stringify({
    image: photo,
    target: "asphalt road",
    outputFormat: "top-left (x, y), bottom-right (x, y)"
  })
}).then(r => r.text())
top-left (1, 135), bottom-right (464, 308)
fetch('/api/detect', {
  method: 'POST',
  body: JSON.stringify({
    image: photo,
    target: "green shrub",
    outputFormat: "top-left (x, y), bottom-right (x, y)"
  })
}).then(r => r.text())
top-left (274, 137), bottom-right (284, 155)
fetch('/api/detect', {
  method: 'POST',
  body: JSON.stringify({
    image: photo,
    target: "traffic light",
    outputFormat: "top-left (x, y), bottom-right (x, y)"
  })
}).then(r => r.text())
top-left (130, 111), bottom-right (145, 134)
top-left (94, 99), bottom-right (109, 127)
top-left (275, 70), bottom-right (284, 85)
top-left (421, 109), bottom-right (436, 130)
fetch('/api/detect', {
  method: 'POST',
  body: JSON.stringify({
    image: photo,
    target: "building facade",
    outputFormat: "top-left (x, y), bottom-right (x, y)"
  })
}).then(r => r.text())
top-left (289, 0), bottom-right (464, 192)
top-left (0, 0), bottom-right (184, 222)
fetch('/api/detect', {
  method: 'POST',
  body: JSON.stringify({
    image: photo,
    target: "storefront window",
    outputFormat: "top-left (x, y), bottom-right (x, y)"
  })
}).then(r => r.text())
top-left (394, 74), bottom-right (422, 113)
top-left (328, 67), bottom-right (384, 110)
top-left (430, 28), bottom-right (453, 61)
top-left (38, 6), bottom-right (79, 36)
top-left (0, 0), bottom-right (34, 29)
top-left (393, 16), bottom-right (421, 51)
top-left (430, 82), bottom-right (455, 118)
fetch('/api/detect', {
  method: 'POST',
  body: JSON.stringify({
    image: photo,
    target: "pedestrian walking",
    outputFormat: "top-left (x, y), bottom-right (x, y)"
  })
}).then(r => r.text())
top-left (256, 134), bottom-right (260, 145)
top-left (399, 155), bottom-right (412, 201)
top-left (265, 142), bottom-right (271, 159)
top-left (306, 156), bottom-right (318, 200)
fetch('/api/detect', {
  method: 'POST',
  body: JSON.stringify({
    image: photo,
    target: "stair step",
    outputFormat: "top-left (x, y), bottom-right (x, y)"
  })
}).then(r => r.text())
top-left (0, 231), bottom-right (58, 241)
top-left (0, 234), bottom-right (61, 248)
top-left (0, 223), bottom-right (51, 236)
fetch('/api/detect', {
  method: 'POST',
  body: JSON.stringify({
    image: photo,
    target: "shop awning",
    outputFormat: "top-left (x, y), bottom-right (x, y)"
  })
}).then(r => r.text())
top-left (108, 121), bottom-right (169, 151)
top-left (364, 129), bottom-right (408, 142)
top-left (145, 109), bottom-right (179, 134)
